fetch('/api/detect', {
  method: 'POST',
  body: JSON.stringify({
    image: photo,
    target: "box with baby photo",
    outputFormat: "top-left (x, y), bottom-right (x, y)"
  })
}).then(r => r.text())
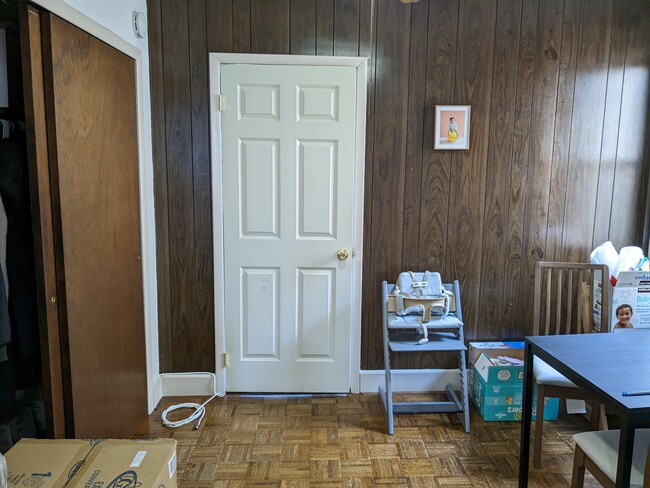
top-left (610, 272), bottom-right (650, 331)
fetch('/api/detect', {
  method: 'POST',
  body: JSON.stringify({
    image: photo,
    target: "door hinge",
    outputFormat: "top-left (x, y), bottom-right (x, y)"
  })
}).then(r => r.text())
top-left (222, 352), bottom-right (230, 368)
top-left (218, 94), bottom-right (225, 111)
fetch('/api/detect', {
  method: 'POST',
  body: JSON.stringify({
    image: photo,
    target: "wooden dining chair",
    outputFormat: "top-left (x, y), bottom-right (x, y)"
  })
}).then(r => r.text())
top-left (571, 428), bottom-right (650, 487)
top-left (531, 261), bottom-right (611, 468)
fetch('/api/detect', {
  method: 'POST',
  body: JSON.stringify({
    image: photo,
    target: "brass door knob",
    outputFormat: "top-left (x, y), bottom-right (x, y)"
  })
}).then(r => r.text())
top-left (337, 249), bottom-right (349, 261)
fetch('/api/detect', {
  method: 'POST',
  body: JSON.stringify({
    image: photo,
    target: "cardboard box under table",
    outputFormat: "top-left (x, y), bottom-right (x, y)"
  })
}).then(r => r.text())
top-left (468, 341), bottom-right (525, 369)
top-left (471, 349), bottom-right (559, 422)
top-left (467, 341), bottom-right (524, 395)
top-left (4, 438), bottom-right (177, 488)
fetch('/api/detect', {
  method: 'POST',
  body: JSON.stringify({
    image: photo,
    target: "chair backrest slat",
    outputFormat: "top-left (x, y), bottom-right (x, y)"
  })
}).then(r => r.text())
top-left (563, 270), bottom-right (571, 334)
top-left (533, 261), bottom-right (610, 337)
top-left (553, 269), bottom-right (562, 335)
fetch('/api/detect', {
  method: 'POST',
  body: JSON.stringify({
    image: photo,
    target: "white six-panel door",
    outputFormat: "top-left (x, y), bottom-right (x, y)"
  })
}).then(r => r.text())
top-left (220, 63), bottom-right (358, 392)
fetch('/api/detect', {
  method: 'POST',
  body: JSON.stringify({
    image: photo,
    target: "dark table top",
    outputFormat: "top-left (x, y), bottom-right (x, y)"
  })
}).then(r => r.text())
top-left (525, 332), bottom-right (650, 416)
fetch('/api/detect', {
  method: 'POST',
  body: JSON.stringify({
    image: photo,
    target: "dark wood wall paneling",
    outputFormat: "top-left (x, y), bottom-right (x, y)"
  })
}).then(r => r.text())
top-left (611, 0), bottom-right (650, 244)
top-left (479, 0), bottom-right (522, 342)
top-left (402, 0), bottom-right (428, 369)
top-left (148, 0), bottom-right (650, 373)
top-left (365, 0), bottom-right (411, 369)
top-left (500, 0), bottom-right (539, 339)
top-left (518, 1), bottom-right (564, 336)
top-left (414, 1), bottom-right (458, 367)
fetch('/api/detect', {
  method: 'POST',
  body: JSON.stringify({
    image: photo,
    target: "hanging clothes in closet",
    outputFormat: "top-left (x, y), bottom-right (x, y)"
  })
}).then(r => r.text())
top-left (0, 193), bottom-right (8, 361)
top-left (0, 120), bottom-right (40, 424)
top-left (0, 191), bottom-right (11, 424)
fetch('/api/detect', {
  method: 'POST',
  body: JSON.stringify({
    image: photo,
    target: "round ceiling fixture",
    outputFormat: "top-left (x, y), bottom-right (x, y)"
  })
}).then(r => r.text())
top-left (132, 11), bottom-right (147, 39)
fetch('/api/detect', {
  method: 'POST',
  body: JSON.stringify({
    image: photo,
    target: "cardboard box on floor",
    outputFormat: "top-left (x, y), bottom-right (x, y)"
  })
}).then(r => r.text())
top-left (471, 361), bottom-right (560, 422)
top-left (4, 439), bottom-right (94, 487)
top-left (468, 344), bottom-right (559, 422)
top-left (473, 348), bottom-right (526, 384)
top-left (468, 341), bottom-right (525, 370)
top-left (467, 341), bottom-right (525, 393)
top-left (4, 438), bottom-right (177, 488)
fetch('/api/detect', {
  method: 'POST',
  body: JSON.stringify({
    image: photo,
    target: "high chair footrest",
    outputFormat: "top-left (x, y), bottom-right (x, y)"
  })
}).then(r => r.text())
top-left (392, 401), bottom-right (462, 414)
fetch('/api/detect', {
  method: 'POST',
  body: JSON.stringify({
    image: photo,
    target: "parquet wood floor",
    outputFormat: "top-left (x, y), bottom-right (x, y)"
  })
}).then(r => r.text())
top-left (134, 393), bottom-right (603, 487)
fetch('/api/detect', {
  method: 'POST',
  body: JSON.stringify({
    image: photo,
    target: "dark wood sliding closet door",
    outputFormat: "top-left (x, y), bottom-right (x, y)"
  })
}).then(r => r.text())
top-left (21, 5), bottom-right (147, 438)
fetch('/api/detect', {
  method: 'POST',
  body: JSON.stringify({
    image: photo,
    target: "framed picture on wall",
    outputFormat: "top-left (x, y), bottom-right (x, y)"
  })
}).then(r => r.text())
top-left (434, 105), bottom-right (471, 150)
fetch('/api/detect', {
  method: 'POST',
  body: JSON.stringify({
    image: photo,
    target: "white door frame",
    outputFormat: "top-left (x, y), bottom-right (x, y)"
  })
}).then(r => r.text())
top-left (209, 53), bottom-right (367, 395)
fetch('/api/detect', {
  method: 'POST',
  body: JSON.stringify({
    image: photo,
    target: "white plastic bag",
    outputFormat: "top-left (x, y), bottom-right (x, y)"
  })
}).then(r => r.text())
top-left (590, 241), bottom-right (618, 270)
top-left (612, 246), bottom-right (644, 279)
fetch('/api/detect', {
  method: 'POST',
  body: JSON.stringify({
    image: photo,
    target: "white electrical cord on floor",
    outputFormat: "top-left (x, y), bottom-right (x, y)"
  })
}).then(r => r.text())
top-left (160, 372), bottom-right (224, 430)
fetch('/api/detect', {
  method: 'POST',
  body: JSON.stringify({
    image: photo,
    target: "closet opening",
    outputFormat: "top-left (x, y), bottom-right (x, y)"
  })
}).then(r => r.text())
top-left (0, 2), bottom-right (46, 452)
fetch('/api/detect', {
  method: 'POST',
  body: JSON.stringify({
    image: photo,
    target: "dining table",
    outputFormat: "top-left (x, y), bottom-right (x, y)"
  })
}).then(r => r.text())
top-left (518, 331), bottom-right (650, 487)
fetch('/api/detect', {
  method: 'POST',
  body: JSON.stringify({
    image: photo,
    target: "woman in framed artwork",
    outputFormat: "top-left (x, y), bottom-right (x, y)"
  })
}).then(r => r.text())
top-left (448, 117), bottom-right (458, 142)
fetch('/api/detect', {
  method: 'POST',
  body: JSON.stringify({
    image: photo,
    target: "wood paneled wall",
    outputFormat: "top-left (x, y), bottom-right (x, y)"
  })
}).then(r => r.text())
top-left (147, 0), bottom-right (650, 373)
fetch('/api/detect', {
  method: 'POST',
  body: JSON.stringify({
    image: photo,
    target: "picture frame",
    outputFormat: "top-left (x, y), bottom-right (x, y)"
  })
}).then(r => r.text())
top-left (434, 105), bottom-right (471, 150)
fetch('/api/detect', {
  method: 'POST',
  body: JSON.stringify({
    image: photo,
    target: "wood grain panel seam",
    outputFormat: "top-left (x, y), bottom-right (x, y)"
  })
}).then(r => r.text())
top-left (591, 0), bottom-right (618, 249)
top-left (402, 3), bottom-right (417, 272)
top-left (602, 0), bottom-right (630, 244)
top-left (477, 0), bottom-right (517, 340)
top-left (185, 1), bottom-right (200, 368)
top-left (148, 0), bottom-right (174, 371)
top-left (451, 0), bottom-right (461, 104)
top-left (161, 0), bottom-right (199, 370)
top-left (443, 0), bottom-right (462, 280)
top-left (497, 1), bottom-right (529, 340)
top-left (510, 0), bottom-right (540, 331)
top-left (411, 2), bottom-right (429, 270)
top-left (189, 0), bottom-right (216, 370)
top-left (545, 0), bottom-right (577, 258)
top-left (360, 0), bottom-right (377, 370)
top-left (560, 0), bottom-right (613, 260)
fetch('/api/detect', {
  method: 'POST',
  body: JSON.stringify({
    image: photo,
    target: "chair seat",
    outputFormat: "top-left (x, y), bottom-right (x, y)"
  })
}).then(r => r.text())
top-left (573, 429), bottom-right (650, 488)
top-left (534, 356), bottom-right (577, 387)
top-left (388, 312), bottom-right (462, 329)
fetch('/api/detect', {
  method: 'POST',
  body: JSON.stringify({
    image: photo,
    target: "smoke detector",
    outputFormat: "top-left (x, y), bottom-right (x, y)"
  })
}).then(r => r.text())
top-left (132, 11), bottom-right (147, 39)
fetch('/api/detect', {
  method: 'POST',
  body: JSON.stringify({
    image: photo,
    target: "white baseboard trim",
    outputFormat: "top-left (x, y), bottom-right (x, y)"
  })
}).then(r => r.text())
top-left (359, 369), bottom-right (461, 393)
top-left (158, 372), bottom-right (217, 397)
top-left (152, 375), bottom-right (163, 412)
top-left (155, 369), bottom-right (461, 400)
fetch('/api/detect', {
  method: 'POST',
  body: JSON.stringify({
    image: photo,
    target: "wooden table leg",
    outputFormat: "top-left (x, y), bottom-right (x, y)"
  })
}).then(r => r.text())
top-left (519, 342), bottom-right (535, 487)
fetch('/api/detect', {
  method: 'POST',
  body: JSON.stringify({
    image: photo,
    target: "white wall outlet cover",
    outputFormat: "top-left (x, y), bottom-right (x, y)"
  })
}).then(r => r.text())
top-left (132, 11), bottom-right (147, 39)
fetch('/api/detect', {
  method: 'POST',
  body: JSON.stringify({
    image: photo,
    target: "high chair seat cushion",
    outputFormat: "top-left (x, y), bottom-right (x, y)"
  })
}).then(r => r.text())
top-left (533, 356), bottom-right (577, 387)
top-left (573, 428), bottom-right (650, 488)
top-left (388, 313), bottom-right (462, 329)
